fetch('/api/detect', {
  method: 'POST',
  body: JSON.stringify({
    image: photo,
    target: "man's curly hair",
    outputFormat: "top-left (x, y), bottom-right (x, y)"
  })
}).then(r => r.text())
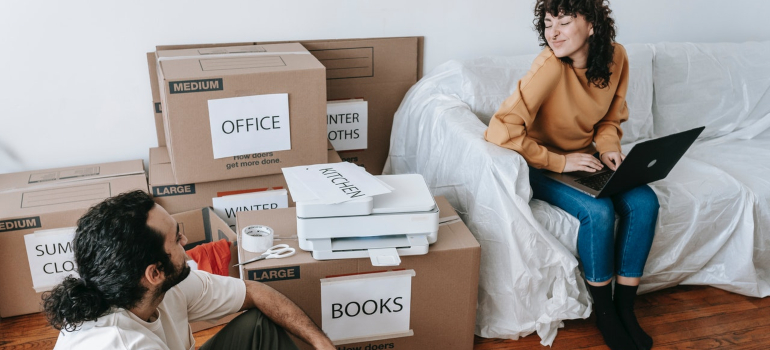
top-left (42, 190), bottom-right (174, 332)
top-left (533, 0), bottom-right (617, 88)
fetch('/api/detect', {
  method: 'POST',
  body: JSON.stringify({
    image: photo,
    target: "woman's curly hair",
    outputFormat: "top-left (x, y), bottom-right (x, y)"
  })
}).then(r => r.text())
top-left (533, 0), bottom-right (617, 88)
top-left (42, 190), bottom-right (174, 332)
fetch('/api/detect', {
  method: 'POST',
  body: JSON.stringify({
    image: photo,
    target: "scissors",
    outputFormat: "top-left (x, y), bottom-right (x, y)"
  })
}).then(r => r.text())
top-left (234, 244), bottom-right (296, 267)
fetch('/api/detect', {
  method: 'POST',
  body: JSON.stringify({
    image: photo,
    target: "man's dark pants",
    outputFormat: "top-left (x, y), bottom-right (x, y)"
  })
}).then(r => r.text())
top-left (200, 309), bottom-right (300, 350)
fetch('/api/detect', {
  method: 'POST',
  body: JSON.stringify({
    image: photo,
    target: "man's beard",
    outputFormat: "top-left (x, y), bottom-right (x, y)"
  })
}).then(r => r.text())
top-left (160, 260), bottom-right (191, 294)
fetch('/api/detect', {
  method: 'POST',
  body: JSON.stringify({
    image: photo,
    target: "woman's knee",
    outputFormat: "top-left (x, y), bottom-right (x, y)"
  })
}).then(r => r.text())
top-left (619, 185), bottom-right (660, 217)
top-left (580, 198), bottom-right (616, 231)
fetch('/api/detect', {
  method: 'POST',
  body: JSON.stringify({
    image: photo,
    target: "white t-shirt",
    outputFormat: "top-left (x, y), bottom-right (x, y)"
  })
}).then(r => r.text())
top-left (53, 270), bottom-right (247, 350)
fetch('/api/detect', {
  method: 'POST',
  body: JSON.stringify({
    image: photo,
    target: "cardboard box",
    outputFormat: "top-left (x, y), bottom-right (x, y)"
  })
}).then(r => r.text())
top-left (156, 43), bottom-right (328, 183)
top-left (173, 207), bottom-right (243, 332)
top-left (235, 196), bottom-right (479, 350)
top-left (148, 37), bottom-right (423, 174)
top-left (149, 146), bottom-right (342, 215)
top-left (0, 160), bottom-right (148, 318)
top-left (175, 207), bottom-right (240, 279)
top-left (146, 52), bottom-right (165, 146)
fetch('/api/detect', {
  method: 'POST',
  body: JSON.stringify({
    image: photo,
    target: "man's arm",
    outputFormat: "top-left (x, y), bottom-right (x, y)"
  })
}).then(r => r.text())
top-left (240, 280), bottom-right (335, 350)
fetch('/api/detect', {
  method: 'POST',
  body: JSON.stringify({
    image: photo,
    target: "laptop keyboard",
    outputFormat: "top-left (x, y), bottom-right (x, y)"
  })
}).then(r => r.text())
top-left (576, 172), bottom-right (614, 191)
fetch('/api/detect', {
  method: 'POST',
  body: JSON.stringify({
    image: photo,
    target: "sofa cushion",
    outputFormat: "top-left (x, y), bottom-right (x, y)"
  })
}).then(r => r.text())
top-left (651, 41), bottom-right (770, 139)
top-left (621, 44), bottom-right (655, 144)
top-left (458, 54), bottom-right (537, 125)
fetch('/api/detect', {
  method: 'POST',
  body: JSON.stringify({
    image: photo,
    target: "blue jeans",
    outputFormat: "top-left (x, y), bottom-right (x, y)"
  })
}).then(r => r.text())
top-left (529, 167), bottom-right (659, 283)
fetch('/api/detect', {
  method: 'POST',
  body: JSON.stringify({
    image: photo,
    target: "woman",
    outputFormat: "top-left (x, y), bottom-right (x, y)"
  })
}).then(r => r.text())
top-left (485, 1), bottom-right (658, 349)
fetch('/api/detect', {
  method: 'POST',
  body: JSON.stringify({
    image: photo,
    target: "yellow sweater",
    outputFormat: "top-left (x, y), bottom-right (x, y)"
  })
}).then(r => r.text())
top-left (484, 44), bottom-right (629, 173)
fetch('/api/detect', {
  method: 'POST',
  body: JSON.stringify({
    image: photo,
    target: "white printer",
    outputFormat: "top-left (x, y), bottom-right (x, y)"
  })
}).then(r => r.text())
top-left (295, 174), bottom-right (438, 265)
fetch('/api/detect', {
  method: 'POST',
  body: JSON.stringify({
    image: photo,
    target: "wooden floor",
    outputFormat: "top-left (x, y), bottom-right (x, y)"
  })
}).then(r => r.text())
top-left (1, 285), bottom-right (768, 350)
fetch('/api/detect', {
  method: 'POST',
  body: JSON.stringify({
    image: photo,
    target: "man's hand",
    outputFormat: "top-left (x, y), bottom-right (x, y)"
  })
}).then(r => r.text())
top-left (600, 151), bottom-right (626, 171)
top-left (563, 153), bottom-right (604, 173)
top-left (241, 280), bottom-right (335, 350)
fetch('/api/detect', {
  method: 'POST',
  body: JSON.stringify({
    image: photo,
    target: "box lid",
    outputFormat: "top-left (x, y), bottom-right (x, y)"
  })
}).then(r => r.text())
top-left (0, 161), bottom-right (148, 219)
top-left (157, 43), bottom-right (324, 80)
top-left (0, 160), bottom-right (145, 193)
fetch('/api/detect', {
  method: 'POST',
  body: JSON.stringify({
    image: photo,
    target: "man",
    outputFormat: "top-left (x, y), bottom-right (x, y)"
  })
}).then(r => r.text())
top-left (43, 190), bottom-right (335, 350)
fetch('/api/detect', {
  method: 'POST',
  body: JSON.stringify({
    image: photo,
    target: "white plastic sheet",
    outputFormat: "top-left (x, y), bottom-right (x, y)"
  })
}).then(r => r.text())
top-left (385, 58), bottom-right (592, 345)
top-left (651, 42), bottom-right (770, 139)
top-left (385, 41), bottom-right (770, 345)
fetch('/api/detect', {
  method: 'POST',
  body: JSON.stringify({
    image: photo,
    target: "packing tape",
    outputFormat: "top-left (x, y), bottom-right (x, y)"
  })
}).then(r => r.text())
top-left (241, 225), bottom-right (274, 253)
top-left (157, 51), bottom-right (311, 62)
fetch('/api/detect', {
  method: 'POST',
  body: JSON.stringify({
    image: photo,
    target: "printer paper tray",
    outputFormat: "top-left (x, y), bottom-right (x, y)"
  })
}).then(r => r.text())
top-left (309, 234), bottom-right (430, 261)
top-left (331, 234), bottom-right (411, 251)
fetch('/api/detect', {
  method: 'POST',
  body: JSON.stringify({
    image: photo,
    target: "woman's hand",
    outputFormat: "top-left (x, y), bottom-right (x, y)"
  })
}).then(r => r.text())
top-left (563, 153), bottom-right (604, 173)
top-left (600, 151), bottom-right (626, 171)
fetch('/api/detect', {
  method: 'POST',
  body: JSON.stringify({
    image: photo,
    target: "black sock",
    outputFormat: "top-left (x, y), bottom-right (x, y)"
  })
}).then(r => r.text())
top-left (587, 283), bottom-right (637, 350)
top-left (614, 284), bottom-right (653, 350)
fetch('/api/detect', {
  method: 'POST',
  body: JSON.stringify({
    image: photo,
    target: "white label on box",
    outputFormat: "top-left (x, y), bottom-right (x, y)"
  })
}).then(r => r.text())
top-left (24, 227), bottom-right (79, 293)
top-left (327, 100), bottom-right (368, 151)
top-left (321, 270), bottom-right (415, 344)
top-left (208, 93), bottom-right (291, 159)
top-left (281, 162), bottom-right (391, 204)
top-left (212, 189), bottom-right (289, 229)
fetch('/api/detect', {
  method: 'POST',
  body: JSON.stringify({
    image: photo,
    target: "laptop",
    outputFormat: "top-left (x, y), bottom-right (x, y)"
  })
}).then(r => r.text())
top-left (543, 126), bottom-right (705, 198)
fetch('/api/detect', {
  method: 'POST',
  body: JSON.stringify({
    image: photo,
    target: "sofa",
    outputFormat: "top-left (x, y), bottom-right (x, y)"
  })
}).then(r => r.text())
top-left (384, 41), bottom-right (770, 346)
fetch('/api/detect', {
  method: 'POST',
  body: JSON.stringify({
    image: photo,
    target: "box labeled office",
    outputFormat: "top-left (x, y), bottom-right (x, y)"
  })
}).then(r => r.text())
top-left (156, 43), bottom-right (327, 183)
top-left (0, 160), bottom-right (148, 318)
top-left (235, 196), bottom-right (479, 350)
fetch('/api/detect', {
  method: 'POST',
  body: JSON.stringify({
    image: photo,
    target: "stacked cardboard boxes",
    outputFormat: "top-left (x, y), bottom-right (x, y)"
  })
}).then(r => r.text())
top-left (149, 42), bottom-right (345, 223)
top-left (148, 37), bottom-right (424, 175)
top-left (0, 160), bottom-right (148, 317)
top-left (145, 38), bottom-right (458, 347)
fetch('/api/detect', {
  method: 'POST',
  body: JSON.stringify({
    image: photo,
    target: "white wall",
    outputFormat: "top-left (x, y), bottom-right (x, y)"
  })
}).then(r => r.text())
top-left (1, 0), bottom-right (768, 174)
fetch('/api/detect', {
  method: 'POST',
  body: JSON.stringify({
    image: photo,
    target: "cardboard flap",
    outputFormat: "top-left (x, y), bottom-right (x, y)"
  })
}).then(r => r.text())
top-left (294, 37), bottom-right (420, 85)
top-left (157, 43), bottom-right (324, 80)
top-left (176, 207), bottom-right (236, 247)
top-left (175, 207), bottom-right (239, 278)
top-left (148, 163), bottom-right (176, 187)
top-left (157, 43), bottom-right (306, 59)
top-left (149, 147), bottom-right (171, 165)
top-left (436, 196), bottom-right (461, 223)
top-left (0, 160), bottom-right (145, 193)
